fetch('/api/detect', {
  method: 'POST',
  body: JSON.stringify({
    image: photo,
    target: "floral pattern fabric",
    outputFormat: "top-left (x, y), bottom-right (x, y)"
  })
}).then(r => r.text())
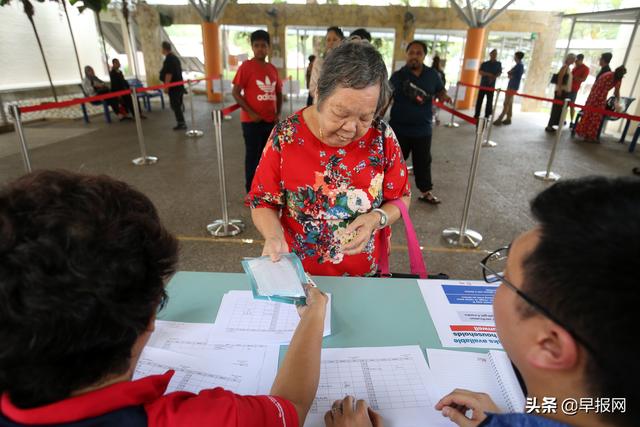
top-left (575, 71), bottom-right (620, 141)
top-left (246, 109), bottom-right (411, 276)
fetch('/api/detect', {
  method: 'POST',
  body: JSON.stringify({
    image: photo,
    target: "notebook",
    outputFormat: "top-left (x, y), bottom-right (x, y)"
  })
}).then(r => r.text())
top-left (426, 348), bottom-right (526, 413)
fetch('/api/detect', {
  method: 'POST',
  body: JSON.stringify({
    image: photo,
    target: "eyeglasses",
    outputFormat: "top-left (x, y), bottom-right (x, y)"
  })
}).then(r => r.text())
top-left (480, 246), bottom-right (600, 360)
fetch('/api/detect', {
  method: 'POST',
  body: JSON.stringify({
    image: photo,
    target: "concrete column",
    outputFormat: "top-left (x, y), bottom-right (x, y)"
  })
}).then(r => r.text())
top-left (202, 21), bottom-right (222, 102)
top-left (458, 27), bottom-right (485, 110)
top-left (521, 26), bottom-right (560, 112)
top-left (393, 21), bottom-right (415, 73)
top-left (268, 23), bottom-right (287, 81)
top-left (136, 2), bottom-right (162, 86)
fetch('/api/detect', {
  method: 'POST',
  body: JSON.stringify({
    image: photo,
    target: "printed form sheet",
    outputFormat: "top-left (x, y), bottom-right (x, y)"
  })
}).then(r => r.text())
top-left (140, 320), bottom-right (280, 395)
top-left (211, 290), bottom-right (331, 343)
top-left (304, 346), bottom-right (451, 427)
top-left (418, 280), bottom-right (502, 349)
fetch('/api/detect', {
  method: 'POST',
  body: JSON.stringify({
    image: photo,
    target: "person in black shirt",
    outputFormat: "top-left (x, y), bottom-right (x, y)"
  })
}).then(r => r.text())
top-left (389, 40), bottom-right (451, 204)
top-left (159, 41), bottom-right (186, 130)
top-left (474, 49), bottom-right (502, 120)
top-left (109, 58), bottom-right (136, 118)
top-left (596, 52), bottom-right (612, 81)
top-left (82, 65), bottom-right (129, 121)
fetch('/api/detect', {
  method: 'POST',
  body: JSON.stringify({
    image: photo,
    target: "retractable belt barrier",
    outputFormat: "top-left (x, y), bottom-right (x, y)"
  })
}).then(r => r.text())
top-left (9, 76), bottom-right (223, 172)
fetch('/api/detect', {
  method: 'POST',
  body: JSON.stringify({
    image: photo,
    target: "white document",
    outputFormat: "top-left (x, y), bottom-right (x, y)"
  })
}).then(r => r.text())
top-left (418, 280), bottom-right (502, 349)
top-left (464, 58), bottom-right (479, 70)
top-left (211, 290), bottom-right (331, 343)
top-left (133, 347), bottom-right (248, 393)
top-left (145, 320), bottom-right (280, 394)
top-left (245, 256), bottom-right (305, 297)
top-left (426, 349), bottom-right (526, 413)
top-left (304, 346), bottom-right (451, 427)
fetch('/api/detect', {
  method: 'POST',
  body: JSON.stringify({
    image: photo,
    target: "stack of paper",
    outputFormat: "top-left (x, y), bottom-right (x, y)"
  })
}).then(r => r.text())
top-left (135, 290), bottom-right (331, 396)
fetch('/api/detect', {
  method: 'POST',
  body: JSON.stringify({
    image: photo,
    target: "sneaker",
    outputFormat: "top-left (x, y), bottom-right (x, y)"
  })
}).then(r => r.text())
top-left (493, 120), bottom-right (503, 126)
top-left (173, 123), bottom-right (187, 130)
top-left (545, 126), bottom-right (556, 133)
top-left (501, 119), bottom-right (511, 125)
top-left (418, 191), bottom-right (441, 205)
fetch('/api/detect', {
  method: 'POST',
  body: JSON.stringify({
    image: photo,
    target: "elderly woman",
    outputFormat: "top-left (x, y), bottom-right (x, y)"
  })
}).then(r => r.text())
top-left (308, 26), bottom-right (345, 105)
top-left (81, 65), bottom-right (129, 120)
top-left (246, 42), bottom-right (411, 277)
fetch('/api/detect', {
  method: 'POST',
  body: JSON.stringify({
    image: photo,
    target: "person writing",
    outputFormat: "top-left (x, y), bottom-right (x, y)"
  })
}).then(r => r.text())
top-left (247, 41), bottom-right (411, 277)
top-left (232, 29), bottom-right (283, 193)
top-left (0, 170), bottom-right (328, 427)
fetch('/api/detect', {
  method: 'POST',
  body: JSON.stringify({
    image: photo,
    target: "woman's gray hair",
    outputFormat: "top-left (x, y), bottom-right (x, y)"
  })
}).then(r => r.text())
top-left (316, 41), bottom-right (390, 115)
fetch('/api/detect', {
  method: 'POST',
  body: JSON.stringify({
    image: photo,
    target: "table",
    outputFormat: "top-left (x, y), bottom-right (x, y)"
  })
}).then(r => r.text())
top-left (160, 271), bottom-right (486, 359)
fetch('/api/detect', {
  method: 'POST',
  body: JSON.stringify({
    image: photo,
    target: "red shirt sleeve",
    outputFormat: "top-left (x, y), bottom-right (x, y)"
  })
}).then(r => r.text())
top-left (145, 388), bottom-right (298, 427)
top-left (381, 125), bottom-right (411, 201)
top-left (232, 62), bottom-right (247, 89)
top-left (245, 126), bottom-right (284, 210)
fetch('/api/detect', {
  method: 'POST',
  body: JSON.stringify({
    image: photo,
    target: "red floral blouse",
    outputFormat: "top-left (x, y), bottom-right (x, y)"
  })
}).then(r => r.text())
top-left (246, 109), bottom-right (411, 276)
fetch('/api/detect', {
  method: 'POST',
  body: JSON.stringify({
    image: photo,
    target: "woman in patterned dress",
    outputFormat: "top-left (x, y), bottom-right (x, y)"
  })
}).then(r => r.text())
top-left (246, 42), bottom-right (411, 277)
top-left (575, 66), bottom-right (627, 142)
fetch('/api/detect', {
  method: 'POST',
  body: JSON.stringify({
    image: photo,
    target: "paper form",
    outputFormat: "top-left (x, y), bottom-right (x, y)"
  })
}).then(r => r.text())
top-left (210, 291), bottom-right (331, 343)
top-left (418, 280), bottom-right (502, 349)
top-left (426, 348), bottom-right (525, 413)
top-left (304, 346), bottom-right (451, 427)
top-left (146, 320), bottom-right (280, 394)
top-left (245, 256), bottom-right (305, 297)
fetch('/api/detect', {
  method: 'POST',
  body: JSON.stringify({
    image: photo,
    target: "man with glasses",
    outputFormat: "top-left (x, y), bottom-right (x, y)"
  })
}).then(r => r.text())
top-left (436, 176), bottom-right (638, 427)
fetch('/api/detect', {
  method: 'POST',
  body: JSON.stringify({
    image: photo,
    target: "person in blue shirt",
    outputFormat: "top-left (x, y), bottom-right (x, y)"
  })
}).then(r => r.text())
top-left (389, 40), bottom-right (451, 205)
top-left (434, 176), bottom-right (638, 427)
top-left (474, 49), bottom-right (502, 120)
top-left (494, 51), bottom-right (525, 126)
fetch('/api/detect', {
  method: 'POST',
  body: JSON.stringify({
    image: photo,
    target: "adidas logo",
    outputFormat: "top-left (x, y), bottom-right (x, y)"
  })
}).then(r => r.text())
top-left (256, 76), bottom-right (277, 101)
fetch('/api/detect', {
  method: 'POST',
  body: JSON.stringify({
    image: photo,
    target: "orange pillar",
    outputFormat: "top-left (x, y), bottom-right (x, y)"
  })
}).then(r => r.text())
top-left (202, 22), bottom-right (222, 103)
top-left (458, 27), bottom-right (486, 110)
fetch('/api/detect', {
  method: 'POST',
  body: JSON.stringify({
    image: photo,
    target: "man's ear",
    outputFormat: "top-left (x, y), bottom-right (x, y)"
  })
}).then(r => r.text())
top-left (526, 319), bottom-right (579, 371)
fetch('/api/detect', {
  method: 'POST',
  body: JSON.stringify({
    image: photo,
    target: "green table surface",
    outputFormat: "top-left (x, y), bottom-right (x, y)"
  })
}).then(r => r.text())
top-left (160, 271), bottom-right (487, 358)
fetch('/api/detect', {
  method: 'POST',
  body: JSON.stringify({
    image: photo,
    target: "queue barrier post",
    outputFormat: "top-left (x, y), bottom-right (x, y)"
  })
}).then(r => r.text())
top-left (534, 98), bottom-right (570, 182)
top-left (10, 104), bottom-right (32, 173)
top-left (207, 108), bottom-right (245, 237)
top-left (444, 82), bottom-right (460, 128)
top-left (482, 88), bottom-right (501, 148)
top-left (442, 117), bottom-right (486, 248)
top-left (185, 80), bottom-right (204, 137)
top-left (130, 88), bottom-right (158, 166)
top-left (220, 74), bottom-right (232, 121)
top-left (289, 76), bottom-right (294, 116)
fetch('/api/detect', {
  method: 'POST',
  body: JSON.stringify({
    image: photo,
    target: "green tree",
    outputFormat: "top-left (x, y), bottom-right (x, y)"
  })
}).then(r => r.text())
top-left (0, 0), bottom-right (59, 101)
top-left (69, 0), bottom-right (111, 71)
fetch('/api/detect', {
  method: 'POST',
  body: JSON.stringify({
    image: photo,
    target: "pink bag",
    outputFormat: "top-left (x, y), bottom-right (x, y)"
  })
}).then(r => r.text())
top-left (375, 199), bottom-right (428, 279)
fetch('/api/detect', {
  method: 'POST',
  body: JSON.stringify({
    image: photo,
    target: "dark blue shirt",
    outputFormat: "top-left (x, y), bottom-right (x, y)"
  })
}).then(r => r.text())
top-left (389, 65), bottom-right (444, 138)
top-left (508, 62), bottom-right (525, 90)
top-left (479, 413), bottom-right (571, 427)
top-left (480, 60), bottom-right (502, 88)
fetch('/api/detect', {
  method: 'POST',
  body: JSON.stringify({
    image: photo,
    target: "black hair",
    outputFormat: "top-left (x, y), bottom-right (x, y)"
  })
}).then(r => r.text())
top-left (523, 176), bottom-right (640, 426)
top-left (350, 28), bottom-right (372, 42)
top-left (251, 29), bottom-right (270, 45)
top-left (326, 26), bottom-right (344, 39)
top-left (601, 52), bottom-right (612, 63)
top-left (576, 53), bottom-right (584, 61)
top-left (489, 48), bottom-right (497, 54)
top-left (614, 65), bottom-right (627, 81)
top-left (161, 41), bottom-right (171, 51)
top-left (406, 40), bottom-right (427, 54)
top-left (309, 54), bottom-right (316, 62)
top-left (515, 51), bottom-right (524, 60)
top-left (0, 170), bottom-right (178, 408)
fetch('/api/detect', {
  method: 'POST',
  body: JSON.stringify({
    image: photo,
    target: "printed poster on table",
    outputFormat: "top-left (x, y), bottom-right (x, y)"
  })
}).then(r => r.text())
top-left (418, 279), bottom-right (502, 349)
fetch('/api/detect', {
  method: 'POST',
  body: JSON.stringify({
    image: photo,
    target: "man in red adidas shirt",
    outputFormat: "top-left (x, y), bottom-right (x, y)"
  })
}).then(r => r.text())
top-left (233, 29), bottom-right (283, 192)
top-left (0, 170), bottom-right (326, 427)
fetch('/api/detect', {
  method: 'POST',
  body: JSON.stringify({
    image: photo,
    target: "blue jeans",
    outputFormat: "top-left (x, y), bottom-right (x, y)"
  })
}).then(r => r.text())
top-left (241, 121), bottom-right (275, 192)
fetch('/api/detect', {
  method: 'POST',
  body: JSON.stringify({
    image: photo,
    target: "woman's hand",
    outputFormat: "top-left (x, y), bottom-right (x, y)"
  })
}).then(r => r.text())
top-left (262, 236), bottom-right (289, 262)
top-left (341, 212), bottom-right (379, 256)
top-left (435, 389), bottom-right (500, 427)
top-left (296, 284), bottom-right (328, 317)
top-left (324, 396), bottom-right (384, 427)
